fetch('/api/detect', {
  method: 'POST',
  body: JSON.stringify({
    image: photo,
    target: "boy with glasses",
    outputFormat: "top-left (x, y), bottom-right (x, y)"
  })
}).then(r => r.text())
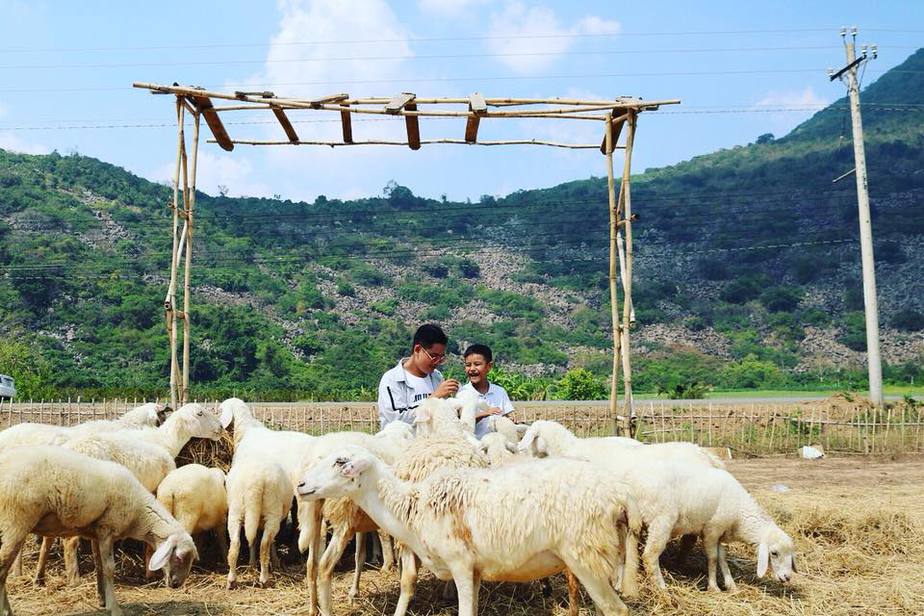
top-left (459, 344), bottom-right (515, 439)
top-left (377, 324), bottom-right (460, 427)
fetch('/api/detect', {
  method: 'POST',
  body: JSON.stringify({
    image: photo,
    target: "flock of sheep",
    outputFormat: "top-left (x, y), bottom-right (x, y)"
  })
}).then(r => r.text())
top-left (0, 392), bottom-right (797, 616)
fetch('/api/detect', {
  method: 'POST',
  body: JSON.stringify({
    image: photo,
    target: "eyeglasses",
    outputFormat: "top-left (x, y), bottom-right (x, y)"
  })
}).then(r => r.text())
top-left (420, 346), bottom-right (447, 365)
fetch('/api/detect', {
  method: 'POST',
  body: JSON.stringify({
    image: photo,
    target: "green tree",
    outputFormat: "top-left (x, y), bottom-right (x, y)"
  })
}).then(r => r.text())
top-left (0, 339), bottom-right (53, 398)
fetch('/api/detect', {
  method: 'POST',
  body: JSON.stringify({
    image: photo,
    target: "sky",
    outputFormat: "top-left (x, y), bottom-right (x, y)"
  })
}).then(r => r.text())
top-left (0, 0), bottom-right (921, 202)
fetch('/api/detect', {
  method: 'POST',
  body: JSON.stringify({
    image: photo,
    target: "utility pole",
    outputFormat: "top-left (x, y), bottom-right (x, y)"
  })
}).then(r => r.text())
top-left (829, 27), bottom-right (883, 406)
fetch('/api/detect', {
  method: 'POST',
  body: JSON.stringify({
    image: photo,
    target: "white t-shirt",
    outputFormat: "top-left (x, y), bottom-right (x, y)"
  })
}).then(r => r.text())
top-left (377, 359), bottom-right (444, 428)
top-left (459, 382), bottom-right (515, 439)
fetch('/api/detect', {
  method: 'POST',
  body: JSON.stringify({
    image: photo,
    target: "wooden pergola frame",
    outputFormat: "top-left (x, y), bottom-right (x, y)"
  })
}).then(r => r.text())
top-left (134, 82), bottom-right (679, 435)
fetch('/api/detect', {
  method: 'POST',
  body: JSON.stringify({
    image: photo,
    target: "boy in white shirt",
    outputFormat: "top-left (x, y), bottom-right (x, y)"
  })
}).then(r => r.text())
top-left (459, 344), bottom-right (515, 439)
top-left (377, 324), bottom-right (460, 428)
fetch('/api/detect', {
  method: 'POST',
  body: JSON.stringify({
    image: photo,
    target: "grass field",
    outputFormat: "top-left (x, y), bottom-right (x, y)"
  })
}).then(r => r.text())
top-left (6, 456), bottom-right (923, 615)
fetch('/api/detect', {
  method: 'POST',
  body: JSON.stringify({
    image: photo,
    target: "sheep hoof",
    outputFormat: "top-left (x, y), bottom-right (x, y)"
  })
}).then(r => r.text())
top-left (226, 579), bottom-right (237, 590)
top-left (725, 583), bottom-right (739, 593)
top-left (258, 578), bottom-right (274, 589)
top-left (707, 584), bottom-right (722, 593)
top-left (32, 575), bottom-right (46, 587)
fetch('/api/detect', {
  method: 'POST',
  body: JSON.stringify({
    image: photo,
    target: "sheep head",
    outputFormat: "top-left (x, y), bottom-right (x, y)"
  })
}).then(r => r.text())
top-left (148, 531), bottom-right (198, 588)
top-left (172, 403), bottom-right (223, 440)
top-left (296, 446), bottom-right (377, 501)
top-left (219, 397), bottom-right (250, 429)
top-left (757, 526), bottom-right (797, 582)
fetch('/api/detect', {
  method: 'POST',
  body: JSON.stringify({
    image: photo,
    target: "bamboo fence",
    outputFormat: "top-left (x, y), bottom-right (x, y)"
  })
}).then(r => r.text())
top-left (2, 397), bottom-right (921, 456)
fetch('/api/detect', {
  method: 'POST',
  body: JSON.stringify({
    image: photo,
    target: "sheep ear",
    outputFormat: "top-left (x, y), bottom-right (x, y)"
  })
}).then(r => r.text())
top-left (148, 535), bottom-right (178, 571)
top-left (219, 405), bottom-right (234, 429)
top-left (757, 543), bottom-right (770, 578)
top-left (536, 435), bottom-right (548, 455)
top-left (156, 405), bottom-right (173, 425)
top-left (519, 430), bottom-right (536, 452)
top-left (341, 458), bottom-right (371, 478)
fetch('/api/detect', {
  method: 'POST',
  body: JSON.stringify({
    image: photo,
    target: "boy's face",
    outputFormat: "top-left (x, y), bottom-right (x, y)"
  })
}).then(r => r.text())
top-left (464, 353), bottom-right (492, 385)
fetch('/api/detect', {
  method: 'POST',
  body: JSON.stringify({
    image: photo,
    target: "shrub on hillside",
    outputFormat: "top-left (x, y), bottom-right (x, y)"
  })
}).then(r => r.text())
top-left (892, 307), bottom-right (924, 331)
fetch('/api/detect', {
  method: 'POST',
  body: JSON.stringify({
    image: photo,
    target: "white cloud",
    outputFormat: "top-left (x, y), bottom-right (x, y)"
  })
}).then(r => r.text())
top-left (149, 150), bottom-right (271, 198)
top-left (417, 0), bottom-right (490, 16)
top-left (755, 87), bottom-right (829, 109)
top-left (488, 2), bottom-right (620, 73)
top-left (0, 133), bottom-right (50, 155)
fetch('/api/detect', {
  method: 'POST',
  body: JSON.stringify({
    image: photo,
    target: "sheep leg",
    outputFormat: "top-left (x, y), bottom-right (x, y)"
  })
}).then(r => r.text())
top-left (11, 546), bottom-right (22, 579)
top-left (561, 558), bottom-right (628, 616)
top-left (448, 564), bottom-right (475, 616)
top-left (32, 537), bottom-right (51, 586)
top-left (258, 517), bottom-right (281, 588)
top-left (96, 535), bottom-right (122, 616)
top-left (0, 528), bottom-right (29, 616)
top-left (642, 519), bottom-right (673, 591)
top-left (393, 549), bottom-right (418, 616)
top-left (566, 569), bottom-right (580, 616)
top-left (64, 537), bottom-right (82, 586)
top-left (717, 544), bottom-right (737, 592)
top-left (226, 511), bottom-right (242, 590)
top-left (378, 531), bottom-right (395, 571)
top-left (91, 538), bottom-right (104, 607)
top-left (318, 525), bottom-right (354, 615)
top-left (350, 531), bottom-right (366, 604)
top-left (621, 524), bottom-right (640, 599)
top-left (703, 531), bottom-right (721, 592)
top-left (300, 499), bottom-right (323, 616)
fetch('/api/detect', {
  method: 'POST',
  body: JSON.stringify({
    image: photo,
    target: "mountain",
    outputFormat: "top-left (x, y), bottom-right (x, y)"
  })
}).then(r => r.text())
top-left (1, 50), bottom-right (923, 400)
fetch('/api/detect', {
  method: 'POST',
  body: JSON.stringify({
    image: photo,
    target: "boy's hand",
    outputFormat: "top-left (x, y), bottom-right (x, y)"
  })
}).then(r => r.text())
top-left (433, 379), bottom-right (460, 398)
top-left (487, 406), bottom-right (503, 416)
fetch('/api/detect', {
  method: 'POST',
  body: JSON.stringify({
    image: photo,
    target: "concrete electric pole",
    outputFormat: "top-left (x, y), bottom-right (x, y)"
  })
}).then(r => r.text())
top-left (829, 27), bottom-right (883, 406)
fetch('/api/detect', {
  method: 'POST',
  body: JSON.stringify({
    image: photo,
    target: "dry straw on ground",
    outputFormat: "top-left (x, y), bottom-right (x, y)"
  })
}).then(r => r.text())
top-left (6, 457), bottom-right (923, 615)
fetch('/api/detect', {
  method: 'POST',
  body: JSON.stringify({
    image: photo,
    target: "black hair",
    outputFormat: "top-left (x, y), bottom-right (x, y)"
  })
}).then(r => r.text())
top-left (463, 344), bottom-right (493, 363)
top-left (412, 323), bottom-right (448, 351)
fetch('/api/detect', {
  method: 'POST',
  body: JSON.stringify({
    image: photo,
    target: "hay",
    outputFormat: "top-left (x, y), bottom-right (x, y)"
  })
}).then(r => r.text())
top-left (5, 458), bottom-right (924, 615)
top-left (176, 432), bottom-right (235, 472)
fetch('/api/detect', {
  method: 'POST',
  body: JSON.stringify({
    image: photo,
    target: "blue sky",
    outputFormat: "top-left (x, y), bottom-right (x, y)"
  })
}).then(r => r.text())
top-left (0, 0), bottom-right (921, 202)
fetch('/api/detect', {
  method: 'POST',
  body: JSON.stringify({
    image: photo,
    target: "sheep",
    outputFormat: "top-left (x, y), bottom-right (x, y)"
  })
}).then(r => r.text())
top-left (518, 419), bottom-right (725, 469)
top-left (32, 402), bottom-right (221, 586)
top-left (156, 464), bottom-right (228, 562)
top-left (0, 402), bottom-right (170, 451)
top-left (483, 414), bottom-right (528, 444)
top-left (225, 458), bottom-right (292, 589)
top-left (299, 421), bottom-right (416, 615)
top-left (297, 447), bottom-right (641, 616)
top-left (0, 446), bottom-right (197, 616)
top-left (478, 432), bottom-right (519, 465)
top-left (412, 394), bottom-right (484, 447)
top-left (615, 462), bottom-right (796, 594)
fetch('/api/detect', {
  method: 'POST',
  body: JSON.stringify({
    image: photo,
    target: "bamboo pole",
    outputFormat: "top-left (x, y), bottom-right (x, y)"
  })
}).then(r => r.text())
top-left (213, 138), bottom-right (605, 149)
top-left (167, 98), bottom-right (185, 409)
top-left (604, 113), bottom-right (621, 435)
top-left (181, 112), bottom-right (201, 405)
top-left (617, 112), bottom-right (638, 420)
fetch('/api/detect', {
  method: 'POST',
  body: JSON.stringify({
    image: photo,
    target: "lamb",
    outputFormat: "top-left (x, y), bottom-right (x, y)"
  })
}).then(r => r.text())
top-left (225, 458), bottom-right (292, 589)
top-left (0, 402), bottom-right (170, 451)
top-left (0, 446), bottom-right (197, 616)
top-left (615, 462), bottom-right (796, 594)
top-left (478, 432), bottom-right (518, 465)
top-left (156, 464), bottom-right (229, 561)
top-left (297, 447), bottom-right (641, 616)
top-left (483, 414), bottom-right (528, 445)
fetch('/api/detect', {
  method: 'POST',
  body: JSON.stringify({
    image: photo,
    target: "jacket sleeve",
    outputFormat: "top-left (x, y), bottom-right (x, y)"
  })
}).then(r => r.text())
top-left (378, 377), bottom-right (402, 427)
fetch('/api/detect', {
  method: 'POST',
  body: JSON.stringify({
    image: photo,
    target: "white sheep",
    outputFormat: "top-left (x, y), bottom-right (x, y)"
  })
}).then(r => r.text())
top-left (0, 446), bottom-right (197, 616)
top-left (518, 419), bottom-right (725, 469)
top-left (299, 421), bottom-right (416, 615)
top-left (483, 414), bottom-right (528, 444)
top-left (297, 447), bottom-right (640, 616)
top-left (478, 432), bottom-right (516, 465)
top-left (225, 458), bottom-right (292, 589)
top-left (0, 402), bottom-right (169, 451)
top-left (156, 464), bottom-right (229, 560)
top-left (617, 462), bottom-right (796, 593)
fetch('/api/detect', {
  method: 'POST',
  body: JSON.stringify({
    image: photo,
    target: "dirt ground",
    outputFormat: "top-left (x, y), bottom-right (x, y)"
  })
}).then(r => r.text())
top-left (5, 455), bottom-right (924, 616)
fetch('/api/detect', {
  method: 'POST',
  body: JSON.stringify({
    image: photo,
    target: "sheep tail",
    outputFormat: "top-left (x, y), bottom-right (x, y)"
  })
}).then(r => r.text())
top-left (244, 482), bottom-right (263, 545)
top-left (620, 493), bottom-right (642, 598)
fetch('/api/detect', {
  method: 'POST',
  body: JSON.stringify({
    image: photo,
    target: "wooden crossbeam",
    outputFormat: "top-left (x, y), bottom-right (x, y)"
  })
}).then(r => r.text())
top-left (600, 111), bottom-right (628, 155)
top-left (309, 93), bottom-right (349, 109)
top-left (188, 94), bottom-right (234, 151)
top-left (385, 92), bottom-right (416, 114)
top-left (340, 103), bottom-right (353, 143)
top-left (465, 93), bottom-right (487, 143)
top-left (271, 105), bottom-right (299, 143)
top-left (405, 101), bottom-right (421, 150)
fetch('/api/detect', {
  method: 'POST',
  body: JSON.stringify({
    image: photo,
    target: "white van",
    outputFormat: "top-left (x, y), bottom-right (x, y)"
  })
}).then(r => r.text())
top-left (0, 375), bottom-right (15, 400)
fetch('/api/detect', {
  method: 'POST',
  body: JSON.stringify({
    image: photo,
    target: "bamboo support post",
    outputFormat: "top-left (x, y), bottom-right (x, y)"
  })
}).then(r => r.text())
top-left (604, 113), bottom-right (621, 435)
top-left (180, 112), bottom-right (200, 405)
top-left (617, 112), bottom-right (638, 421)
top-left (167, 98), bottom-right (185, 409)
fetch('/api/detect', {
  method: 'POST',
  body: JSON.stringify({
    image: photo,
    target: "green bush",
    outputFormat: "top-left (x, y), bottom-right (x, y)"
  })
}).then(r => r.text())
top-left (839, 311), bottom-right (867, 351)
top-left (760, 285), bottom-right (803, 312)
top-left (721, 274), bottom-right (768, 304)
top-left (552, 368), bottom-right (607, 400)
